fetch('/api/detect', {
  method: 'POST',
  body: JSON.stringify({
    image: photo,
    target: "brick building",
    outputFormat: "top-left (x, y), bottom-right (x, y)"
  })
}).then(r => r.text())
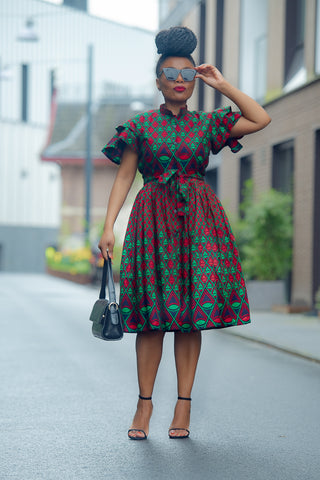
top-left (159, 0), bottom-right (320, 308)
top-left (41, 92), bottom-right (152, 238)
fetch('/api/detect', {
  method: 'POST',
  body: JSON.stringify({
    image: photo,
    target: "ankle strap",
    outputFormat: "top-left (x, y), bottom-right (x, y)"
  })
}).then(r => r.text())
top-left (178, 396), bottom-right (192, 401)
top-left (139, 394), bottom-right (152, 400)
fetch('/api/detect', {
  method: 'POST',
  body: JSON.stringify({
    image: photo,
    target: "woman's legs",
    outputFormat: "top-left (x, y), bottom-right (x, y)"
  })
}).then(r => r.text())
top-left (129, 330), bottom-right (165, 438)
top-left (169, 330), bottom-right (202, 437)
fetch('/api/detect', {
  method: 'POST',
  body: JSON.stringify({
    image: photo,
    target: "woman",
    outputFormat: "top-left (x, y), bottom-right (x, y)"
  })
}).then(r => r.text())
top-left (99, 26), bottom-right (271, 440)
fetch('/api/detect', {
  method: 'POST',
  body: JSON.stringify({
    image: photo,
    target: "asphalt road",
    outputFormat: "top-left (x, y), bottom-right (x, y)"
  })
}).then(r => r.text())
top-left (1, 273), bottom-right (320, 480)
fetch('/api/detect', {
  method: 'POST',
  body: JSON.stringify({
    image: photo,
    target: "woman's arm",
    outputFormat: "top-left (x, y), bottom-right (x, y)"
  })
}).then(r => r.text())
top-left (98, 145), bottom-right (138, 260)
top-left (195, 64), bottom-right (271, 137)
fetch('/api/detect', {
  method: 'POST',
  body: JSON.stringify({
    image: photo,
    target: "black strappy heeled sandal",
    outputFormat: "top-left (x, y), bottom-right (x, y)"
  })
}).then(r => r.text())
top-left (128, 395), bottom-right (152, 440)
top-left (168, 396), bottom-right (191, 439)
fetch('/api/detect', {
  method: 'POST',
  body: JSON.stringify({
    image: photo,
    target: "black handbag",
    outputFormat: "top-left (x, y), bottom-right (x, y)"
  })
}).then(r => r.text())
top-left (89, 256), bottom-right (124, 340)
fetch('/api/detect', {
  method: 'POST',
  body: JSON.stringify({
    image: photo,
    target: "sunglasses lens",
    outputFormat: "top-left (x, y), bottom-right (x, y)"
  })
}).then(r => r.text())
top-left (163, 68), bottom-right (178, 81)
top-left (181, 69), bottom-right (196, 81)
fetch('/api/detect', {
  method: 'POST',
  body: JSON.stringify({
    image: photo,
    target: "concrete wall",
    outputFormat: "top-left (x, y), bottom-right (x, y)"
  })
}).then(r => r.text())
top-left (0, 225), bottom-right (59, 272)
top-left (0, 122), bottom-right (61, 227)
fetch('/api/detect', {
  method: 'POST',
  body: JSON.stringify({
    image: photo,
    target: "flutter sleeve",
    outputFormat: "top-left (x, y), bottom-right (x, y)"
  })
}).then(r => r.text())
top-left (209, 106), bottom-right (243, 155)
top-left (102, 118), bottom-right (140, 165)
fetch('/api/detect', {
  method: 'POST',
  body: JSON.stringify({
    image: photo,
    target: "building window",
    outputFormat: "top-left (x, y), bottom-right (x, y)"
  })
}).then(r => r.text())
top-left (63, 0), bottom-right (87, 11)
top-left (239, 0), bottom-right (268, 102)
top-left (49, 69), bottom-right (57, 111)
top-left (272, 140), bottom-right (294, 193)
top-left (313, 130), bottom-right (320, 305)
top-left (21, 64), bottom-right (29, 122)
top-left (205, 167), bottom-right (219, 197)
top-left (316, 0), bottom-right (320, 74)
top-left (284, 0), bottom-right (306, 90)
top-left (50, 70), bottom-right (55, 99)
top-left (214, 0), bottom-right (224, 108)
top-left (272, 140), bottom-right (294, 303)
top-left (159, 0), bottom-right (174, 24)
top-left (239, 155), bottom-right (252, 216)
top-left (254, 34), bottom-right (267, 102)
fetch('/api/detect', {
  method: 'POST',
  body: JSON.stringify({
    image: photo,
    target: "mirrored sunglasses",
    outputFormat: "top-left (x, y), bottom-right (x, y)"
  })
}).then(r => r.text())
top-left (159, 67), bottom-right (197, 82)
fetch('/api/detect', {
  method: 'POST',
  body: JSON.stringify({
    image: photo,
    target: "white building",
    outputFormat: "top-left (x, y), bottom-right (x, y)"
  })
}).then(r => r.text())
top-left (0, 0), bottom-right (156, 271)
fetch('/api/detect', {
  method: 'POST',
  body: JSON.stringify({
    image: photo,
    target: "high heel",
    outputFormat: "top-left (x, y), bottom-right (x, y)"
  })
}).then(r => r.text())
top-left (168, 396), bottom-right (191, 439)
top-left (128, 395), bottom-right (152, 440)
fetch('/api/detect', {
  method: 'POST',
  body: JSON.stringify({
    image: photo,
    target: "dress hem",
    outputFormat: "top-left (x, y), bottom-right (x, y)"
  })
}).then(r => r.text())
top-left (123, 321), bottom-right (251, 334)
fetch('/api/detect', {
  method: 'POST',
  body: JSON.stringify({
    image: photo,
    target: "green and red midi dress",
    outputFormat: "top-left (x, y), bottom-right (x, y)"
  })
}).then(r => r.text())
top-left (102, 104), bottom-right (251, 333)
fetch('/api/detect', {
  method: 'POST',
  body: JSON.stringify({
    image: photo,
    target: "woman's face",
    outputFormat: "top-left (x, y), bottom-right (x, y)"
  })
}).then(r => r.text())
top-left (156, 56), bottom-right (196, 105)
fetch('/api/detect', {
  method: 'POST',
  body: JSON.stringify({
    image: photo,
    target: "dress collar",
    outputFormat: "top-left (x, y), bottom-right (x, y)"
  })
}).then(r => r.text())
top-left (160, 103), bottom-right (188, 118)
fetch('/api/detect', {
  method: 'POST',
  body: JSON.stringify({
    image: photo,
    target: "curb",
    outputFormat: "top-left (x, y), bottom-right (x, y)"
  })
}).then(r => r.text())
top-left (220, 329), bottom-right (320, 365)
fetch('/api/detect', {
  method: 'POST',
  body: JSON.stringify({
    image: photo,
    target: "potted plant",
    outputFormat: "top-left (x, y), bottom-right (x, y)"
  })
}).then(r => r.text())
top-left (231, 181), bottom-right (293, 310)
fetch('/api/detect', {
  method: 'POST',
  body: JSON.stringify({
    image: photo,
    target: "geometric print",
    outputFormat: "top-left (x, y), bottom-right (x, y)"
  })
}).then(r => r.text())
top-left (102, 104), bottom-right (250, 332)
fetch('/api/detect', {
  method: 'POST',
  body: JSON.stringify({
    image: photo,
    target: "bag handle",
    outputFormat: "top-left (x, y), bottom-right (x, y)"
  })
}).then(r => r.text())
top-left (99, 254), bottom-right (117, 303)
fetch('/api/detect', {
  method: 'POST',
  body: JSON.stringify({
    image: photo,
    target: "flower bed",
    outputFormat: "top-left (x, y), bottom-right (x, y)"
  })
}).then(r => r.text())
top-left (45, 246), bottom-right (93, 284)
top-left (45, 245), bottom-right (122, 285)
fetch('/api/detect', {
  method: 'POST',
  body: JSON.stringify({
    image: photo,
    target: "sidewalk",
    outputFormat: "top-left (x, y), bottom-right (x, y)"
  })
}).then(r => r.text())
top-left (222, 310), bottom-right (320, 363)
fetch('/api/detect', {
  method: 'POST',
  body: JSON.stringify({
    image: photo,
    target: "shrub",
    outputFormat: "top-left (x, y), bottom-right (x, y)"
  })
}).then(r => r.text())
top-left (231, 182), bottom-right (293, 281)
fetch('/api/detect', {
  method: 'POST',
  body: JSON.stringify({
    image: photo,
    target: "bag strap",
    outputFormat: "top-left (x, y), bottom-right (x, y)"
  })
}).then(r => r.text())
top-left (99, 255), bottom-right (117, 303)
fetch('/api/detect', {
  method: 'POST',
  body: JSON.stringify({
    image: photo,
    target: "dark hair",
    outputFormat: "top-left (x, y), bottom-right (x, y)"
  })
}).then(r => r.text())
top-left (155, 26), bottom-right (197, 77)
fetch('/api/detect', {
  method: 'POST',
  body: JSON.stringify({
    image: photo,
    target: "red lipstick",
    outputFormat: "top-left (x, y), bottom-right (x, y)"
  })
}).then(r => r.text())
top-left (174, 86), bottom-right (186, 92)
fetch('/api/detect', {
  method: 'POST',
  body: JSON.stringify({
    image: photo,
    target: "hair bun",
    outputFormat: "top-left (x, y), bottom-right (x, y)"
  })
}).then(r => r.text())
top-left (155, 26), bottom-right (197, 56)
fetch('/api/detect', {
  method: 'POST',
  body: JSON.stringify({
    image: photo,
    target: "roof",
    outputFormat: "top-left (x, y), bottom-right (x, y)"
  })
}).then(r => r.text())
top-left (41, 90), bottom-right (154, 166)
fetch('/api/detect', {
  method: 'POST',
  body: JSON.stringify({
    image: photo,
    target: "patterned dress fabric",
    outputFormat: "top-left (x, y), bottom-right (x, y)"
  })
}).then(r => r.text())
top-left (102, 104), bottom-right (251, 333)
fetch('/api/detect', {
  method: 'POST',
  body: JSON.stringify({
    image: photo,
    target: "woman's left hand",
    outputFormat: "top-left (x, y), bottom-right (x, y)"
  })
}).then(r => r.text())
top-left (195, 64), bottom-right (225, 90)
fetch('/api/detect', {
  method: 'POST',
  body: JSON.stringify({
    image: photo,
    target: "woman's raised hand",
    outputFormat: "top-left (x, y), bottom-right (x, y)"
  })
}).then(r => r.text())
top-left (98, 229), bottom-right (115, 261)
top-left (195, 64), bottom-right (225, 90)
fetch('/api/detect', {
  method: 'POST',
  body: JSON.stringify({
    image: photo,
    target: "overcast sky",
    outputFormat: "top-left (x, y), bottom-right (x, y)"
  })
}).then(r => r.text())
top-left (44, 0), bottom-right (159, 31)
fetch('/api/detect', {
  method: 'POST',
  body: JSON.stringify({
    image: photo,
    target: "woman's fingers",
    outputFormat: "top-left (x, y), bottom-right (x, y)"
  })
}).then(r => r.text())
top-left (195, 64), bottom-right (222, 78)
top-left (196, 64), bottom-right (215, 73)
top-left (195, 64), bottom-right (225, 90)
top-left (100, 247), bottom-right (113, 262)
top-left (98, 236), bottom-right (114, 261)
top-left (99, 245), bottom-right (109, 261)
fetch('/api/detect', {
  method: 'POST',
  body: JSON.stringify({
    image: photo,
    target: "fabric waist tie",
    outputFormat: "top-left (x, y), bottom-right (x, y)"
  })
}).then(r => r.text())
top-left (143, 169), bottom-right (204, 216)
